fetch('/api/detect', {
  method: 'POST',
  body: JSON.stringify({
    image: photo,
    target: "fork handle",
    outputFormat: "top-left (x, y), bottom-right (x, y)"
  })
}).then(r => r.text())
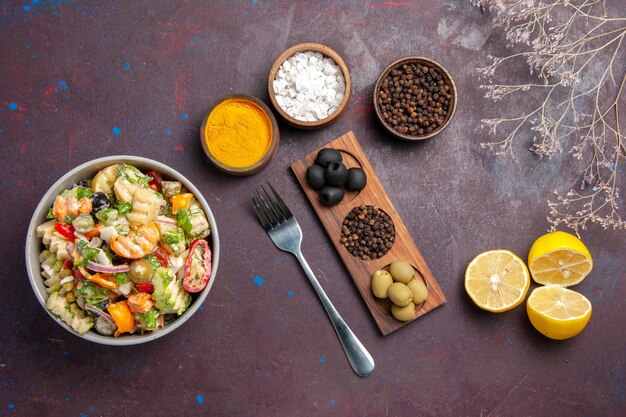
top-left (295, 251), bottom-right (375, 377)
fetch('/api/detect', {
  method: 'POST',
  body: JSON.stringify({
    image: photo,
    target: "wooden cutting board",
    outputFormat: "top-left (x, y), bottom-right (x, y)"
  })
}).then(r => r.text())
top-left (291, 131), bottom-right (446, 335)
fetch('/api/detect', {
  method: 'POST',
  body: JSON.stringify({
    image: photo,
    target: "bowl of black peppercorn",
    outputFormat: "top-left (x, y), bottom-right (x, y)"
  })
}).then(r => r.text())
top-left (373, 56), bottom-right (457, 141)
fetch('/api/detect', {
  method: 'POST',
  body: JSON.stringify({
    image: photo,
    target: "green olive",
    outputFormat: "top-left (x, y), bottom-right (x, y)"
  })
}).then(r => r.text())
top-left (371, 270), bottom-right (393, 298)
top-left (389, 260), bottom-right (414, 284)
top-left (387, 282), bottom-right (413, 307)
top-left (407, 277), bottom-right (428, 305)
top-left (391, 302), bottom-right (416, 321)
top-left (128, 259), bottom-right (153, 283)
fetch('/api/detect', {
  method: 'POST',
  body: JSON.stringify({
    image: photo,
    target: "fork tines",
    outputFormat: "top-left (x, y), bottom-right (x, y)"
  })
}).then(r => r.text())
top-left (250, 183), bottom-right (293, 231)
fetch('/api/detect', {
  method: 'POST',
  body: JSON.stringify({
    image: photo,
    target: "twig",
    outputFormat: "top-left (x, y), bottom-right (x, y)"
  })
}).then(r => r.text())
top-left (475, 0), bottom-right (626, 236)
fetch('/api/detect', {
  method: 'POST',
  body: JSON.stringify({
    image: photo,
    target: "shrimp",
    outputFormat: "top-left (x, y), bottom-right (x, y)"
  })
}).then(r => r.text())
top-left (127, 293), bottom-right (155, 314)
top-left (109, 222), bottom-right (160, 259)
top-left (52, 195), bottom-right (92, 222)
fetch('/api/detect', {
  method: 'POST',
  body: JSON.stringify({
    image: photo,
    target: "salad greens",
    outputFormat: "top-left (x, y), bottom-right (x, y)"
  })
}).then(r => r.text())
top-left (75, 240), bottom-right (100, 267)
top-left (36, 164), bottom-right (212, 338)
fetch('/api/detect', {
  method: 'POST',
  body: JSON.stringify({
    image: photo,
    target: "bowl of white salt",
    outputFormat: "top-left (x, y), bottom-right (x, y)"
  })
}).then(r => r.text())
top-left (268, 42), bottom-right (351, 129)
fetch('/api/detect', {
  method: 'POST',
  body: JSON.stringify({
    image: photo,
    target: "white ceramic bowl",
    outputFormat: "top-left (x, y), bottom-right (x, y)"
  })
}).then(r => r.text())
top-left (25, 156), bottom-right (220, 346)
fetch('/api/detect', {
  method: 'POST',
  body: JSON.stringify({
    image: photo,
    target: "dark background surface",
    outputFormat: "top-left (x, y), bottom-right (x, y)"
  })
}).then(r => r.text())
top-left (1, 1), bottom-right (624, 416)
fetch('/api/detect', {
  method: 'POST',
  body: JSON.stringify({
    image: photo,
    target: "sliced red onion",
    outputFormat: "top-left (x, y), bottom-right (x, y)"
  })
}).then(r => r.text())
top-left (86, 261), bottom-right (129, 274)
top-left (88, 237), bottom-right (103, 248)
top-left (118, 281), bottom-right (133, 297)
top-left (67, 242), bottom-right (75, 255)
top-left (74, 231), bottom-right (89, 242)
top-left (60, 276), bottom-right (74, 285)
top-left (156, 217), bottom-right (177, 226)
top-left (84, 303), bottom-right (115, 324)
top-left (169, 254), bottom-right (185, 274)
top-left (94, 250), bottom-right (111, 266)
top-left (95, 315), bottom-right (117, 336)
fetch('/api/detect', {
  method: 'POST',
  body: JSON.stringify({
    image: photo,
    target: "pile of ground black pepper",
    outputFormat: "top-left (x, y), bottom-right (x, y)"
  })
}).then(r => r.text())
top-left (341, 205), bottom-right (395, 260)
top-left (376, 61), bottom-right (453, 137)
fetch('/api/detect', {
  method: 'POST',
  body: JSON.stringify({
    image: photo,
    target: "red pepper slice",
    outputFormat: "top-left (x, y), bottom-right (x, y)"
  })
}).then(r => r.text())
top-left (135, 282), bottom-right (154, 294)
top-left (107, 301), bottom-right (134, 334)
top-left (183, 239), bottom-right (212, 293)
top-left (62, 259), bottom-right (73, 271)
top-left (54, 222), bottom-right (76, 241)
top-left (72, 267), bottom-right (85, 281)
top-left (146, 171), bottom-right (163, 192)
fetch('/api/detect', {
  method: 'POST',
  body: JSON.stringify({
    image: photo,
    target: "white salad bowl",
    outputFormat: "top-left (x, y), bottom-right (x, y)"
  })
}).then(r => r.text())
top-left (25, 155), bottom-right (220, 346)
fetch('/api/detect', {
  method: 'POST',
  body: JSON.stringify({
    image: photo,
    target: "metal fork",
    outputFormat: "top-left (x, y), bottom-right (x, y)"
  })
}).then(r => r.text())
top-left (250, 184), bottom-right (375, 378)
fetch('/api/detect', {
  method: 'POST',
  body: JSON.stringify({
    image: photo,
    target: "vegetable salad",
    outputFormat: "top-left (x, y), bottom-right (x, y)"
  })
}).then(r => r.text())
top-left (36, 164), bottom-right (212, 337)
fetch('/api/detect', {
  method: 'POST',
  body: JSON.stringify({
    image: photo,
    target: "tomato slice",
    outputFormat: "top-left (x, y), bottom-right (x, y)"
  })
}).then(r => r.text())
top-left (135, 283), bottom-right (154, 294)
top-left (72, 267), bottom-right (85, 280)
top-left (151, 244), bottom-right (170, 267)
top-left (54, 222), bottom-right (76, 241)
top-left (146, 171), bottom-right (163, 192)
top-left (183, 239), bottom-right (212, 293)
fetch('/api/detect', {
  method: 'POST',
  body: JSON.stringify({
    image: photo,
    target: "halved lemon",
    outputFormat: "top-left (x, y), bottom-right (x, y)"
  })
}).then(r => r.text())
top-left (465, 250), bottom-right (530, 312)
top-left (528, 231), bottom-right (593, 287)
top-left (527, 285), bottom-right (592, 340)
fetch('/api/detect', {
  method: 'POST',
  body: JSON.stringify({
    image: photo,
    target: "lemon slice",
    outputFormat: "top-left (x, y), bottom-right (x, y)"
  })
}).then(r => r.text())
top-left (528, 231), bottom-right (593, 286)
top-left (465, 250), bottom-right (530, 312)
top-left (527, 285), bottom-right (592, 340)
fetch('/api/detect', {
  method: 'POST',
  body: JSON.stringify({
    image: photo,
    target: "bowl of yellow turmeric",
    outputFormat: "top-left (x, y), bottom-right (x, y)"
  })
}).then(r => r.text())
top-left (200, 94), bottom-right (280, 176)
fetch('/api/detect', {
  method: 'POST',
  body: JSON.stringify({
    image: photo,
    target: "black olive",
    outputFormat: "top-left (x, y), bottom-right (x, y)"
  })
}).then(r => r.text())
top-left (326, 162), bottom-right (348, 186)
top-left (320, 186), bottom-right (344, 206)
top-left (98, 299), bottom-right (110, 310)
top-left (91, 192), bottom-right (111, 213)
top-left (346, 168), bottom-right (367, 191)
top-left (315, 148), bottom-right (343, 168)
top-left (77, 179), bottom-right (91, 188)
top-left (306, 165), bottom-right (326, 190)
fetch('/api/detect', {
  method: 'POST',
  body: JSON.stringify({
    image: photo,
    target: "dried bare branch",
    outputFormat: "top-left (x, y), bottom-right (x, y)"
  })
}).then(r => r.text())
top-left (474, 0), bottom-right (626, 236)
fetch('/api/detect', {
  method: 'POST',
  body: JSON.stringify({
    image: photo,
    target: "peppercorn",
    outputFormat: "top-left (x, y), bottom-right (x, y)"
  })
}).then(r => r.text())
top-left (377, 61), bottom-right (453, 137)
top-left (341, 205), bottom-right (395, 260)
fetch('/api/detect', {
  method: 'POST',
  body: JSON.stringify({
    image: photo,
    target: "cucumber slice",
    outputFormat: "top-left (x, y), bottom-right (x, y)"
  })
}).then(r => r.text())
top-left (152, 267), bottom-right (191, 315)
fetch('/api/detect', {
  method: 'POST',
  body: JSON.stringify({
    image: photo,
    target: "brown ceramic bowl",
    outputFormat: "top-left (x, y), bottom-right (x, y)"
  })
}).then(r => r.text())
top-left (200, 94), bottom-right (279, 176)
top-left (373, 56), bottom-right (457, 141)
top-left (268, 42), bottom-right (351, 130)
